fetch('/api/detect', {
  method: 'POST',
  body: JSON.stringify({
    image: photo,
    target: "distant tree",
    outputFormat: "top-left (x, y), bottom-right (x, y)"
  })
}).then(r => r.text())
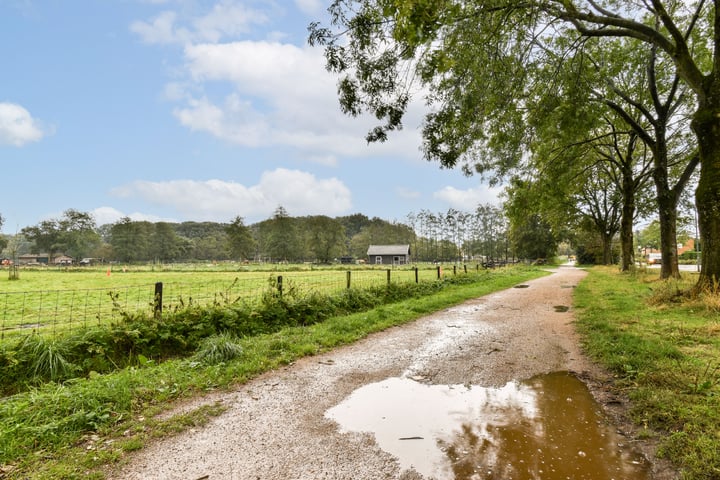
top-left (263, 206), bottom-right (301, 262)
top-left (151, 222), bottom-right (189, 262)
top-left (58, 209), bottom-right (101, 261)
top-left (21, 220), bottom-right (62, 260)
top-left (336, 213), bottom-right (371, 238)
top-left (638, 221), bottom-right (662, 254)
top-left (0, 214), bottom-right (7, 252)
top-left (191, 231), bottom-right (230, 261)
top-left (305, 215), bottom-right (346, 263)
top-left (226, 216), bottom-right (256, 261)
top-left (21, 209), bottom-right (100, 261)
top-left (465, 204), bottom-right (508, 262)
top-left (109, 218), bottom-right (153, 263)
top-left (511, 214), bottom-right (558, 261)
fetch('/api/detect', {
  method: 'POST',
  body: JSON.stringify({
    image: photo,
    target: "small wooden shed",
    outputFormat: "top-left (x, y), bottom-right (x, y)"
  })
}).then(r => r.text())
top-left (367, 245), bottom-right (411, 265)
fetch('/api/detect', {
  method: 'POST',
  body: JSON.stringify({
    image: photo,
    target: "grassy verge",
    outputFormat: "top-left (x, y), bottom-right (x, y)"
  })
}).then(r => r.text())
top-left (0, 266), bottom-right (547, 479)
top-left (574, 266), bottom-right (720, 480)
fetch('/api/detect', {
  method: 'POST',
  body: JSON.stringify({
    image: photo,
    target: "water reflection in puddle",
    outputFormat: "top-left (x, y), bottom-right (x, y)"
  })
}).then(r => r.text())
top-left (326, 372), bottom-right (650, 479)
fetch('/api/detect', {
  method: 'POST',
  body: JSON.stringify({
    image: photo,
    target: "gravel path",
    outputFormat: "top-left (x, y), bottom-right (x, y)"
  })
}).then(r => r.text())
top-left (111, 266), bottom-right (675, 480)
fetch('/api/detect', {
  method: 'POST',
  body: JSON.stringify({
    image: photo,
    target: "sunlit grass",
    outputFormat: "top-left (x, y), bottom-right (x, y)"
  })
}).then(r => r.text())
top-left (575, 266), bottom-right (720, 479)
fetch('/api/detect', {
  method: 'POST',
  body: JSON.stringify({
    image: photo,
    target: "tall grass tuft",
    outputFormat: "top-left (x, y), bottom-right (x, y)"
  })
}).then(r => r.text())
top-left (193, 332), bottom-right (244, 365)
top-left (19, 334), bottom-right (77, 382)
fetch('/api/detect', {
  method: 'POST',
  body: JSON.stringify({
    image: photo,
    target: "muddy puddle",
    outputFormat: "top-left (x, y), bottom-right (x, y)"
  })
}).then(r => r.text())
top-left (326, 371), bottom-right (651, 479)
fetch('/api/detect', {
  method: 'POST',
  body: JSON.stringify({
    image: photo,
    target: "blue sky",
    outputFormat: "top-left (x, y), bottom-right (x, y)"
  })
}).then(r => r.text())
top-left (1, 0), bottom-right (501, 232)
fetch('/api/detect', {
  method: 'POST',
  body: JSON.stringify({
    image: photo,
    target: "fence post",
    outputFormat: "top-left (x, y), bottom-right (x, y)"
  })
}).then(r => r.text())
top-left (464, 264), bottom-right (467, 274)
top-left (346, 271), bottom-right (351, 289)
top-left (387, 269), bottom-right (391, 286)
top-left (154, 282), bottom-right (163, 319)
top-left (277, 275), bottom-right (283, 297)
top-left (437, 265), bottom-right (441, 279)
top-left (415, 267), bottom-right (419, 283)
top-left (453, 265), bottom-right (457, 275)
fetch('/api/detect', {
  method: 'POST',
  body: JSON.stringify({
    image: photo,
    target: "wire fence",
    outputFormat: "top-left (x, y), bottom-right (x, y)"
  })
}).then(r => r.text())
top-left (0, 266), bottom-right (474, 343)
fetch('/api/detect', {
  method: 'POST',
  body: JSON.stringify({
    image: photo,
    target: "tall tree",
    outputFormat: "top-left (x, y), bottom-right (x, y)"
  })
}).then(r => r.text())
top-left (57, 209), bottom-right (101, 261)
top-left (109, 218), bottom-right (152, 263)
top-left (151, 222), bottom-right (189, 262)
top-left (226, 216), bottom-right (256, 261)
top-left (305, 215), bottom-right (347, 263)
top-left (263, 206), bottom-right (301, 262)
top-left (309, 0), bottom-right (720, 288)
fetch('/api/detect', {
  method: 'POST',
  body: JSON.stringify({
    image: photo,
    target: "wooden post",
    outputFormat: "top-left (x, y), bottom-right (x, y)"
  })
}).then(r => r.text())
top-left (153, 282), bottom-right (163, 319)
top-left (277, 275), bottom-right (283, 297)
top-left (453, 265), bottom-right (457, 275)
top-left (437, 265), bottom-right (441, 279)
top-left (346, 271), bottom-right (351, 289)
top-left (387, 269), bottom-right (391, 285)
top-left (464, 264), bottom-right (467, 274)
top-left (415, 267), bottom-right (419, 283)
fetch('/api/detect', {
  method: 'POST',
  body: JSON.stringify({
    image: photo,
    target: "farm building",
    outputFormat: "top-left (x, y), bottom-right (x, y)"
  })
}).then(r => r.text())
top-left (54, 255), bottom-right (74, 265)
top-left (367, 245), bottom-right (411, 265)
top-left (17, 253), bottom-right (50, 265)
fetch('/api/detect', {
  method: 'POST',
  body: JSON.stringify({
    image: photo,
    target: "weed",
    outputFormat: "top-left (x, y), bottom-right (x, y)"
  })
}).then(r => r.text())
top-left (19, 334), bottom-right (78, 382)
top-left (193, 332), bottom-right (244, 365)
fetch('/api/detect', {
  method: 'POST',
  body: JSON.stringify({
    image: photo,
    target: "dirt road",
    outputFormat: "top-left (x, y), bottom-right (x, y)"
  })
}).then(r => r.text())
top-left (112, 266), bottom-right (675, 479)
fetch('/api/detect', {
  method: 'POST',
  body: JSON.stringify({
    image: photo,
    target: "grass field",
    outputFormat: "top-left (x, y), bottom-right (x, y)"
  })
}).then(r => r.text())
top-left (575, 266), bottom-right (720, 479)
top-left (0, 264), bottom-right (473, 342)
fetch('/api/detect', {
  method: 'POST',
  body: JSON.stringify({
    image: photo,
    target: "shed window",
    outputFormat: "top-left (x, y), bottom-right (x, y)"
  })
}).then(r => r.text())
top-left (375, 256), bottom-right (382, 264)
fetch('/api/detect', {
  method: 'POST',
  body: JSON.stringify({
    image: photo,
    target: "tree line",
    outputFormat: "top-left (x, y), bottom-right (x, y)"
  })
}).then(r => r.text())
top-left (0, 204), bottom-right (561, 265)
top-left (309, 0), bottom-right (717, 290)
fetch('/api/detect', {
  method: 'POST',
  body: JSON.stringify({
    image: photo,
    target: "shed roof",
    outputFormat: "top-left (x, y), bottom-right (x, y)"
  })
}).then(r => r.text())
top-left (367, 244), bottom-right (410, 255)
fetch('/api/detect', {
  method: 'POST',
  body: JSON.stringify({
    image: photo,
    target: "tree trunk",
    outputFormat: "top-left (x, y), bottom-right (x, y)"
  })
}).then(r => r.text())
top-left (655, 187), bottom-right (680, 279)
top-left (619, 169), bottom-right (636, 272)
top-left (652, 129), bottom-right (681, 279)
top-left (692, 107), bottom-right (720, 289)
top-left (601, 232), bottom-right (613, 265)
top-left (657, 197), bottom-right (679, 279)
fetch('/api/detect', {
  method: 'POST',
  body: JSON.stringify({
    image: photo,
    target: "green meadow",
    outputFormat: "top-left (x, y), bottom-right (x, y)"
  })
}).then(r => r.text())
top-left (0, 264), bottom-right (466, 342)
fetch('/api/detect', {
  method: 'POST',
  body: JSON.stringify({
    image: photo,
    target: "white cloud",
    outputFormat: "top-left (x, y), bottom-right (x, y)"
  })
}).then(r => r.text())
top-left (92, 206), bottom-right (176, 225)
top-left (130, 3), bottom-right (268, 45)
top-left (0, 102), bottom-right (45, 146)
top-left (396, 187), bottom-right (421, 200)
top-left (177, 40), bottom-right (424, 160)
top-left (91, 207), bottom-right (126, 225)
top-left (433, 185), bottom-right (502, 210)
top-left (173, 95), bottom-right (270, 146)
top-left (294, 0), bottom-right (324, 15)
top-left (133, 2), bottom-right (427, 164)
top-left (130, 11), bottom-right (188, 45)
top-left (111, 168), bottom-right (352, 221)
